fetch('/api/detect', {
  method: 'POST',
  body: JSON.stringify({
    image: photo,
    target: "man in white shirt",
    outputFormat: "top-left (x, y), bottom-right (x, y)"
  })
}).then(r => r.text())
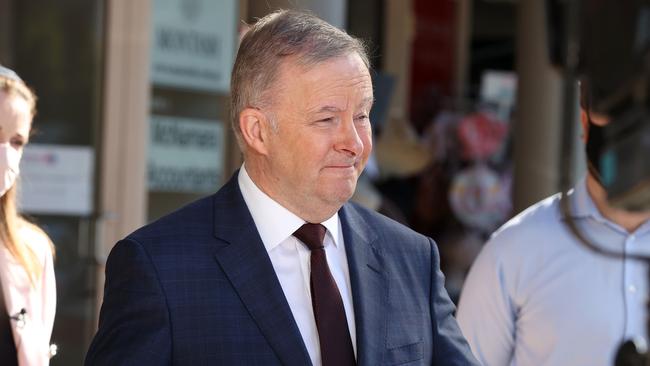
top-left (86, 10), bottom-right (479, 366)
top-left (457, 80), bottom-right (650, 365)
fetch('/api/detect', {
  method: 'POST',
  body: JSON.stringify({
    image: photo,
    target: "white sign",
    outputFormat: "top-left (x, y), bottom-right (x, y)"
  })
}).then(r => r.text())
top-left (18, 144), bottom-right (94, 216)
top-left (479, 70), bottom-right (518, 121)
top-left (148, 115), bottom-right (224, 193)
top-left (150, 0), bottom-right (237, 93)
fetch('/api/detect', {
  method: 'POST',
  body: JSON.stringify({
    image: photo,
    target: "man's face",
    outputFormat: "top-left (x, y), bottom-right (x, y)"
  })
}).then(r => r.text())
top-left (260, 53), bottom-right (373, 219)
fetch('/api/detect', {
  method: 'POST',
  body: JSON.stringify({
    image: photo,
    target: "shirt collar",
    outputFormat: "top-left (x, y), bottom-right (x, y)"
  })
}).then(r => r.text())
top-left (566, 175), bottom-right (602, 220)
top-left (321, 213), bottom-right (341, 248)
top-left (564, 175), bottom-right (650, 234)
top-left (238, 164), bottom-right (341, 252)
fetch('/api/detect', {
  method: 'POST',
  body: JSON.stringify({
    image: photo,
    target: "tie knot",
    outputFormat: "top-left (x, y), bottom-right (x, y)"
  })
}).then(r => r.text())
top-left (293, 223), bottom-right (326, 251)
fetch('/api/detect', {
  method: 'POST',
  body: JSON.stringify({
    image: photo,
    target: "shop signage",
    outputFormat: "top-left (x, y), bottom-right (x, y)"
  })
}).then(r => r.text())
top-left (150, 0), bottom-right (237, 92)
top-left (148, 115), bottom-right (224, 193)
top-left (19, 144), bottom-right (94, 216)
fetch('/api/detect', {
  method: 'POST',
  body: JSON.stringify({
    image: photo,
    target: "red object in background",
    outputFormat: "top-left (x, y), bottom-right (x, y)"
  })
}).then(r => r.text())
top-left (409, 0), bottom-right (456, 127)
top-left (457, 111), bottom-right (509, 161)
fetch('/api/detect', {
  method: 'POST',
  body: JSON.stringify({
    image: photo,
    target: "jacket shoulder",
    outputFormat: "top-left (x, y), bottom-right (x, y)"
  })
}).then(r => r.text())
top-left (128, 194), bottom-right (215, 243)
top-left (343, 202), bottom-right (433, 251)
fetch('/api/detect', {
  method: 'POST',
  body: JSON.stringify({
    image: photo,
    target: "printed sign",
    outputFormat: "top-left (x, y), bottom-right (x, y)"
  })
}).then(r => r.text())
top-left (150, 0), bottom-right (237, 92)
top-left (18, 144), bottom-right (94, 216)
top-left (148, 115), bottom-right (224, 193)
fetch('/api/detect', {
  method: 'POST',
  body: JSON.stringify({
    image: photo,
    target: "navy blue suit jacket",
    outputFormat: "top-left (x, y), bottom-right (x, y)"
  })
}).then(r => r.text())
top-left (85, 173), bottom-right (479, 365)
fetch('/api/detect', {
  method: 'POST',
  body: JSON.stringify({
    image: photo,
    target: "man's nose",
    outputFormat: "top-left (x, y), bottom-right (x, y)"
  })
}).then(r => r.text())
top-left (335, 117), bottom-right (364, 157)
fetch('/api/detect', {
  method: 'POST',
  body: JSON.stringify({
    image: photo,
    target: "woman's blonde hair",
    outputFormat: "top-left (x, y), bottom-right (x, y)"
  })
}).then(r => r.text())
top-left (0, 72), bottom-right (52, 285)
top-left (0, 74), bottom-right (37, 118)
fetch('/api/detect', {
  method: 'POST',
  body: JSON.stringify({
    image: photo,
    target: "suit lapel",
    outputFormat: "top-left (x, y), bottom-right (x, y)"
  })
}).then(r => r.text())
top-left (340, 204), bottom-right (387, 366)
top-left (211, 175), bottom-right (311, 366)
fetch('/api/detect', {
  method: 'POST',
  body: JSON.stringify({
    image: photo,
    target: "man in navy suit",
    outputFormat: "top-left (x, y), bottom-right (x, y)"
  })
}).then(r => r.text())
top-left (85, 10), bottom-right (479, 366)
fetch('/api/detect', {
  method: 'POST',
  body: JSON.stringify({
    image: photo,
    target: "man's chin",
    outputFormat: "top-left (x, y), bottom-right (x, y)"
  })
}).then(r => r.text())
top-left (326, 185), bottom-right (357, 206)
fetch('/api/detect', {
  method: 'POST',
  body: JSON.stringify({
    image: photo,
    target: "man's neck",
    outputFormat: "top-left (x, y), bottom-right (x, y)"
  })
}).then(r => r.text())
top-left (243, 160), bottom-right (339, 223)
top-left (586, 173), bottom-right (650, 232)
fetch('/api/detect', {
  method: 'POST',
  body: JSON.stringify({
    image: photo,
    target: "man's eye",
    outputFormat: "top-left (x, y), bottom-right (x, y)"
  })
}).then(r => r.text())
top-left (355, 115), bottom-right (369, 121)
top-left (10, 139), bottom-right (25, 148)
top-left (317, 117), bottom-right (334, 123)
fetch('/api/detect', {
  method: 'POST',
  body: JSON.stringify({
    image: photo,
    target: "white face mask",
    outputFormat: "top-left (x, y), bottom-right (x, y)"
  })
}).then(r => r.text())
top-left (0, 143), bottom-right (21, 196)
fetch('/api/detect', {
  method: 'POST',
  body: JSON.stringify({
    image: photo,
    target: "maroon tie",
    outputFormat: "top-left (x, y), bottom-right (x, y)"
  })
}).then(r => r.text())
top-left (293, 223), bottom-right (356, 366)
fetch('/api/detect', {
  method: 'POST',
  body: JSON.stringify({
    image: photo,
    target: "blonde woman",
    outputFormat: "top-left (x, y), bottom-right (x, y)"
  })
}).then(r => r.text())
top-left (0, 65), bottom-right (56, 366)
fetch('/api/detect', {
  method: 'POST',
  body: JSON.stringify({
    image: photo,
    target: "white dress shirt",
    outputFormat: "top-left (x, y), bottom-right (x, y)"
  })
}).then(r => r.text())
top-left (238, 165), bottom-right (357, 366)
top-left (457, 176), bottom-right (650, 366)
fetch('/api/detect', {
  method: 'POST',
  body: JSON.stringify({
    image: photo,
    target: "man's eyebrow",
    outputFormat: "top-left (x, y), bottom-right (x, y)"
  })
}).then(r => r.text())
top-left (311, 97), bottom-right (374, 114)
top-left (358, 96), bottom-right (374, 109)
top-left (316, 105), bottom-right (342, 113)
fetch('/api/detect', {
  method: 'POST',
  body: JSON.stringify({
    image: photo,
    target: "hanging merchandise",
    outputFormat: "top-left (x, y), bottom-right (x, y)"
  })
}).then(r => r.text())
top-left (448, 164), bottom-right (512, 233)
top-left (457, 111), bottom-right (509, 162)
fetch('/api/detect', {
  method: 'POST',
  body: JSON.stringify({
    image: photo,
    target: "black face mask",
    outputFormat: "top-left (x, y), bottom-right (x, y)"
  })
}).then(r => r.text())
top-left (585, 118), bottom-right (606, 184)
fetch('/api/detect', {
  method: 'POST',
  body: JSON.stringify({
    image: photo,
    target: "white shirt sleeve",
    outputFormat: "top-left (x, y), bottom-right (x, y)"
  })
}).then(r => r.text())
top-left (456, 239), bottom-right (516, 366)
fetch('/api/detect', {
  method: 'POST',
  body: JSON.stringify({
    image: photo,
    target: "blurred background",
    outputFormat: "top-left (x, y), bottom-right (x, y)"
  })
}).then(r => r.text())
top-left (0, 0), bottom-right (586, 364)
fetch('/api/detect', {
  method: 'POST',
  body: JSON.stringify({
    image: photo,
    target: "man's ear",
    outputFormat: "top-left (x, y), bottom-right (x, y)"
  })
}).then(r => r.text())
top-left (239, 107), bottom-right (271, 155)
top-left (580, 107), bottom-right (611, 143)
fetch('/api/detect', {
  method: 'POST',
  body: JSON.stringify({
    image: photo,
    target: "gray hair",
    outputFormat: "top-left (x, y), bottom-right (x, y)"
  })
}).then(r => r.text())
top-left (230, 9), bottom-right (370, 147)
